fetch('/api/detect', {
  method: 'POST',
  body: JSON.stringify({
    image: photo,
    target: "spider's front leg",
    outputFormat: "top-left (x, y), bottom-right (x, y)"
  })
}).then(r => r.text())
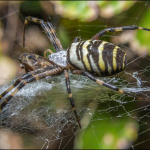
top-left (23, 16), bottom-right (63, 52)
top-left (44, 49), bottom-right (54, 58)
top-left (0, 67), bottom-right (63, 112)
top-left (64, 69), bottom-right (81, 129)
top-left (0, 66), bottom-right (55, 102)
top-left (72, 70), bottom-right (150, 102)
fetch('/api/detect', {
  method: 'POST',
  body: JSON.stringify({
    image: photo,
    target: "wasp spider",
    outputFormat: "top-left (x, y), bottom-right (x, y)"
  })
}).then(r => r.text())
top-left (0, 16), bottom-right (150, 128)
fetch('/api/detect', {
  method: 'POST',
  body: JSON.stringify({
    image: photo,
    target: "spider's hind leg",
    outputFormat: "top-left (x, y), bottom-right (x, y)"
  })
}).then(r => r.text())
top-left (72, 70), bottom-right (149, 102)
top-left (91, 25), bottom-right (150, 40)
top-left (64, 69), bottom-right (81, 129)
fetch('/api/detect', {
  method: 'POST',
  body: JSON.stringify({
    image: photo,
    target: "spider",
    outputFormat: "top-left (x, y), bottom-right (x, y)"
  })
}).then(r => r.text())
top-left (0, 16), bottom-right (150, 129)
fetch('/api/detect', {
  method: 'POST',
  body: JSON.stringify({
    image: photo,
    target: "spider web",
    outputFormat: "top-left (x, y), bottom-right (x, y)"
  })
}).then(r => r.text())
top-left (0, 1), bottom-right (150, 149)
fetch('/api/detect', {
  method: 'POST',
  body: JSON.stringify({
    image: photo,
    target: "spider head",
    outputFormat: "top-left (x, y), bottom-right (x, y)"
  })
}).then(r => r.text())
top-left (48, 51), bottom-right (69, 68)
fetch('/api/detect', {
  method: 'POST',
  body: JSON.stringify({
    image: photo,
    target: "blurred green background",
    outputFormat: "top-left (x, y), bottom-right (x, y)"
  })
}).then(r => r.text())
top-left (0, 1), bottom-right (150, 149)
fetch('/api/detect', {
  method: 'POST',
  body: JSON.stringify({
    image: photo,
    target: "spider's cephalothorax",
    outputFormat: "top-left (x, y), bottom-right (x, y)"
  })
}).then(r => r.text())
top-left (48, 50), bottom-right (68, 68)
top-left (0, 16), bottom-right (150, 129)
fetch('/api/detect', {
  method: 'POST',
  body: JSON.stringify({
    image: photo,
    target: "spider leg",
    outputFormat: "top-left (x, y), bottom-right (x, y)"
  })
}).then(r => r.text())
top-left (64, 69), bottom-right (81, 129)
top-left (44, 49), bottom-right (54, 58)
top-left (73, 37), bottom-right (82, 43)
top-left (46, 22), bottom-right (63, 51)
top-left (0, 79), bottom-right (21, 100)
top-left (91, 25), bottom-right (150, 40)
top-left (23, 16), bottom-right (63, 52)
top-left (0, 67), bottom-right (63, 112)
top-left (0, 66), bottom-right (55, 101)
top-left (72, 70), bottom-right (150, 102)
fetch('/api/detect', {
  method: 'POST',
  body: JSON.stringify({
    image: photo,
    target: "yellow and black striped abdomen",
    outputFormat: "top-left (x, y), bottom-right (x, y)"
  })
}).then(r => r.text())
top-left (67, 40), bottom-right (127, 76)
